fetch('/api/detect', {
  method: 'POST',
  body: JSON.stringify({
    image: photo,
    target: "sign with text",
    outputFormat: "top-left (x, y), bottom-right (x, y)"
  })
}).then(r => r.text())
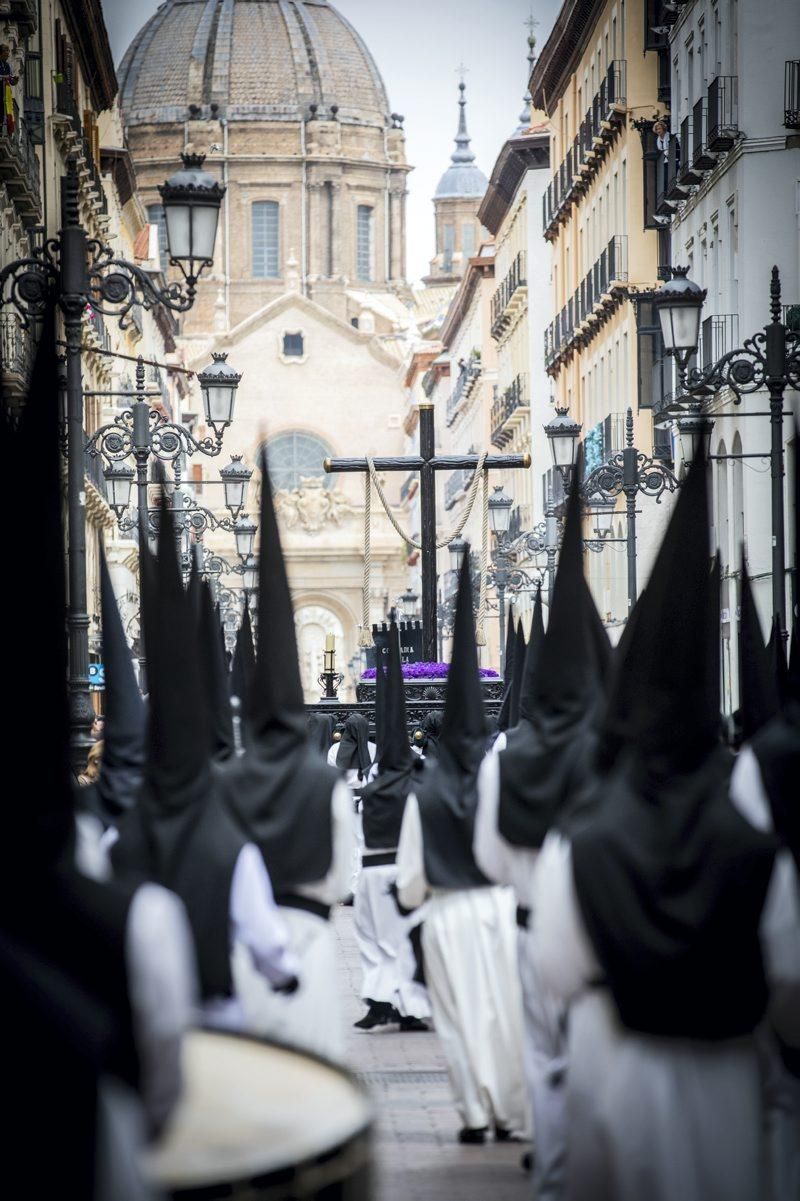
top-left (365, 621), bottom-right (424, 669)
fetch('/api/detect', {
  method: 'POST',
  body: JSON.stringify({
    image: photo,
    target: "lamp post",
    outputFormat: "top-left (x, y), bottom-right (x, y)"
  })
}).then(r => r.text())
top-left (653, 265), bottom-right (799, 628)
top-left (0, 151), bottom-right (225, 765)
top-left (544, 407), bottom-right (678, 610)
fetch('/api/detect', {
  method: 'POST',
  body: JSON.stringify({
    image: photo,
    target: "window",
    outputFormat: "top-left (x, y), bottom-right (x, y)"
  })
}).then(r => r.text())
top-left (356, 205), bottom-right (373, 281)
top-left (282, 332), bottom-right (304, 357)
top-left (636, 300), bottom-right (668, 413)
top-left (147, 204), bottom-right (169, 270)
top-left (266, 432), bottom-right (333, 492)
top-left (252, 201), bottom-right (280, 278)
top-left (442, 222), bottom-right (454, 273)
top-left (462, 223), bottom-right (475, 259)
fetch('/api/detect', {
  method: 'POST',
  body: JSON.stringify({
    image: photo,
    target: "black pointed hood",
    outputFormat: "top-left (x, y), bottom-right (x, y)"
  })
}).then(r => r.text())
top-left (570, 453), bottom-right (776, 1040)
top-left (738, 557), bottom-right (779, 743)
top-left (373, 648), bottom-right (388, 762)
top-left (198, 579), bottom-right (234, 761)
top-left (336, 713), bottom-right (373, 776)
top-left (498, 474), bottom-right (601, 848)
top-left (767, 614), bottom-right (790, 709)
top-left (518, 586), bottom-right (545, 725)
top-left (360, 622), bottom-right (417, 849)
top-left (507, 621), bottom-right (527, 728)
top-left (495, 609), bottom-right (517, 733)
top-left (414, 551), bottom-right (489, 889)
top-left (230, 598), bottom-right (256, 713)
top-left (218, 451), bottom-right (339, 894)
top-left (306, 713), bottom-right (335, 758)
top-left (94, 552), bottom-right (146, 821)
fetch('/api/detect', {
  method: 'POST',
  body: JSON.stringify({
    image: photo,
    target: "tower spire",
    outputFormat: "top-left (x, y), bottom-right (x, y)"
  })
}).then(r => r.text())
top-left (517, 17), bottom-right (538, 132)
top-left (451, 76), bottom-right (476, 165)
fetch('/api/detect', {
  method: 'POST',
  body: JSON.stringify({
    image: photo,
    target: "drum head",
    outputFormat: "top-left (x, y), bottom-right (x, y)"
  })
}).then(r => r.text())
top-left (146, 1030), bottom-right (372, 1196)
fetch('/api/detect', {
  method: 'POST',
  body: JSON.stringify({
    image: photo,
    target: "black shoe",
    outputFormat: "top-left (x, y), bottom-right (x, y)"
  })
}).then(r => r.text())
top-left (494, 1123), bottom-right (524, 1143)
top-left (353, 1002), bottom-right (391, 1030)
top-left (458, 1127), bottom-right (488, 1145)
top-left (398, 1016), bottom-right (429, 1032)
top-left (520, 1150), bottom-right (534, 1173)
top-left (342, 894), bottom-right (354, 907)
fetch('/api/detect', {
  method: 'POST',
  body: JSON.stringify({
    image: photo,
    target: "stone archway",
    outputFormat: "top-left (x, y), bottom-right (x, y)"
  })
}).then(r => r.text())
top-left (294, 605), bottom-right (346, 702)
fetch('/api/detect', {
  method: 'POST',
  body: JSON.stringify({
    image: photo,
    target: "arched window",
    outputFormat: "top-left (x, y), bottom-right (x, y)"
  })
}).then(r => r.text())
top-left (266, 431), bottom-right (333, 492)
top-left (252, 201), bottom-right (280, 278)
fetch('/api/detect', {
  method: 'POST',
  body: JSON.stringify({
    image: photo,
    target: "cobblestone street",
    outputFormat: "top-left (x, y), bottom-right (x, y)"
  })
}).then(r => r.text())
top-left (334, 907), bottom-right (532, 1201)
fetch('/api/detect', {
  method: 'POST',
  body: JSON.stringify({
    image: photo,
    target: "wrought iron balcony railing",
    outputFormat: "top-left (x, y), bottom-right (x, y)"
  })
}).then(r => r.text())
top-left (490, 252), bottom-right (526, 339)
top-left (444, 465), bottom-right (476, 510)
top-left (544, 236), bottom-right (629, 372)
top-left (707, 75), bottom-right (738, 151)
top-left (0, 311), bottom-right (35, 398)
top-left (446, 351), bottom-right (482, 426)
top-left (490, 373), bottom-right (528, 448)
top-left (785, 61), bottom-right (800, 129)
top-left (0, 102), bottom-right (42, 222)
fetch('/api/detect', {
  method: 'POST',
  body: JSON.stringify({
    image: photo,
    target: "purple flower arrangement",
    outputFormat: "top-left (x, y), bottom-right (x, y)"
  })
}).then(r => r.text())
top-left (361, 661), bottom-right (499, 681)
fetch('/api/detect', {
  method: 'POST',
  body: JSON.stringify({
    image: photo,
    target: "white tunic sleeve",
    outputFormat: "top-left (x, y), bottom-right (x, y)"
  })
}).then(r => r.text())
top-left (474, 751), bottom-right (514, 887)
top-left (230, 843), bottom-right (300, 987)
top-left (396, 793), bottom-right (428, 910)
top-left (531, 832), bottom-right (600, 1004)
top-left (125, 883), bottom-right (198, 1133)
top-left (296, 780), bottom-right (356, 906)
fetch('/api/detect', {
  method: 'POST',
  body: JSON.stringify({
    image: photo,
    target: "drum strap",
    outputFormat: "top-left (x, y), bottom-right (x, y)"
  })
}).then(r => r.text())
top-left (274, 893), bottom-right (331, 922)
top-left (362, 851), bottom-right (397, 868)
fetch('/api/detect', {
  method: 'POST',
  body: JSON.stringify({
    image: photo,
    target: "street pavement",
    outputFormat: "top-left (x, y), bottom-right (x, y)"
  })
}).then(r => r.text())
top-left (334, 906), bottom-right (532, 1201)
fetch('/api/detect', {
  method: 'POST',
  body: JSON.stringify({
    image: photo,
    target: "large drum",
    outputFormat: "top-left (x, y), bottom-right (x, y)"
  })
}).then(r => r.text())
top-left (146, 1030), bottom-right (373, 1200)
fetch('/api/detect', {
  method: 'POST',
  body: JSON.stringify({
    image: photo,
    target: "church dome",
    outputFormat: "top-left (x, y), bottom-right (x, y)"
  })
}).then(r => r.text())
top-left (434, 81), bottom-right (487, 200)
top-left (119, 0), bottom-right (391, 129)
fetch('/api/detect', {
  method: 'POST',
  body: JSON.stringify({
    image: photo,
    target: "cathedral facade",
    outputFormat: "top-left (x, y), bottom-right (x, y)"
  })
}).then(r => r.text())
top-left (119, 0), bottom-right (416, 697)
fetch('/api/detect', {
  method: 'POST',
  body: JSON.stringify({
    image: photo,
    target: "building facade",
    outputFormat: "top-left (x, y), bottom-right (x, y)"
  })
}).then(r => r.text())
top-left (531, 0), bottom-right (676, 624)
top-left (659, 0), bottom-right (800, 711)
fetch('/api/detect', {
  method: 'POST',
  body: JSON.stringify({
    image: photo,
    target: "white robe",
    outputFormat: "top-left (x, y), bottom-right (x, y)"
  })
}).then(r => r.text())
top-left (353, 851), bottom-right (430, 1019)
top-left (327, 740), bottom-right (375, 892)
top-left (233, 780), bottom-right (355, 1061)
top-left (475, 750), bottom-right (566, 1198)
top-left (532, 829), bottom-right (768, 1201)
top-left (397, 792), bottom-right (530, 1135)
top-left (730, 748), bottom-right (800, 1201)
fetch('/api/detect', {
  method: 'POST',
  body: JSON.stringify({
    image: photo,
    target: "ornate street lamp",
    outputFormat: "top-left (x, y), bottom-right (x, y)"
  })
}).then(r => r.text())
top-left (653, 265), bottom-right (707, 372)
top-left (544, 407), bottom-right (582, 480)
top-left (242, 554), bottom-right (258, 596)
top-left (233, 515), bottom-right (258, 562)
top-left (488, 484), bottom-right (514, 537)
top-left (448, 537), bottom-right (467, 573)
top-left (104, 461), bottom-right (134, 517)
top-left (588, 494), bottom-right (617, 539)
top-left (676, 412), bottom-right (715, 463)
top-left (398, 588), bottom-right (419, 619)
top-left (196, 352), bottom-right (242, 437)
top-left (158, 152), bottom-right (225, 296)
top-left (220, 454), bottom-right (252, 518)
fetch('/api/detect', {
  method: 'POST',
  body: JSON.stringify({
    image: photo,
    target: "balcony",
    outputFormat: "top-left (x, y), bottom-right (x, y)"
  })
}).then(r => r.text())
top-left (542, 61), bottom-right (627, 239)
top-left (701, 314), bottom-right (740, 371)
top-left (444, 466), bottom-right (475, 511)
top-left (53, 78), bottom-right (82, 138)
top-left (490, 374), bottom-right (528, 448)
top-left (490, 252), bottom-right (527, 340)
top-left (0, 312), bottom-right (35, 400)
top-left (8, 0), bottom-right (37, 33)
top-left (545, 237), bottom-right (628, 373)
top-left (785, 61), bottom-right (800, 129)
top-left (707, 76), bottom-right (738, 151)
top-left (446, 352), bottom-right (482, 426)
top-left (0, 103), bottom-right (42, 223)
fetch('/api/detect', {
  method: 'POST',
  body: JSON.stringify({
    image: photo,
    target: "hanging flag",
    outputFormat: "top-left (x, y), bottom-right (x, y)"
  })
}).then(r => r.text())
top-left (3, 82), bottom-right (14, 137)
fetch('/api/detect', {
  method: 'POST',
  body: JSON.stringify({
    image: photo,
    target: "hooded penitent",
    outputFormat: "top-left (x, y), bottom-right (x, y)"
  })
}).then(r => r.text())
top-left (229, 596), bottom-right (256, 712)
top-left (738, 557), bottom-right (780, 744)
top-left (307, 713), bottom-right (336, 758)
top-left (413, 551), bottom-right (490, 890)
top-left (112, 494), bottom-right (246, 1000)
top-left (495, 609), bottom-right (517, 734)
top-left (750, 441), bottom-right (800, 873)
top-left (88, 551), bottom-right (147, 825)
top-left (416, 710), bottom-right (444, 758)
top-left (498, 467), bottom-right (604, 848)
top-left (360, 623), bottom-right (418, 849)
top-left (506, 621), bottom-right (527, 730)
top-left (221, 452), bottom-right (339, 894)
top-left (337, 713), bottom-right (373, 776)
top-left (197, 579), bottom-right (235, 762)
top-left (0, 306), bottom-right (141, 1119)
top-left (570, 453), bottom-right (776, 1040)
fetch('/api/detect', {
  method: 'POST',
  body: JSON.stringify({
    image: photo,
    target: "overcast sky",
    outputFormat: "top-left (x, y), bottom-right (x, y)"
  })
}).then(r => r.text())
top-left (101, 0), bottom-right (562, 283)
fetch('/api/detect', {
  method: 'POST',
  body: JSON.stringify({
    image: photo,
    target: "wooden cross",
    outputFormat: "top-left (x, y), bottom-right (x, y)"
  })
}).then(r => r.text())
top-left (324, 403), bottom-right (530, 662)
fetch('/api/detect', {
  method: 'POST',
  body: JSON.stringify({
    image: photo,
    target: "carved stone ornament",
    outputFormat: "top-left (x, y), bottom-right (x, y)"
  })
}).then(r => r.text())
top-left (273, 475), bottom-right (355, 532)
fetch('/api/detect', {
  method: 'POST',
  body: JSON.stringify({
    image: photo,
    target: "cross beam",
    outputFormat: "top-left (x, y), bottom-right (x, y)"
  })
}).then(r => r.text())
top-left (324, 404), bottom-right (531, 661)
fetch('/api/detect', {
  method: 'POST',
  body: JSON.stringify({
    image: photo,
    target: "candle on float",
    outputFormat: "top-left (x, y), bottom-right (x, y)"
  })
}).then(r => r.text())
top-left (325, 632), bottom-right (335, 653)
